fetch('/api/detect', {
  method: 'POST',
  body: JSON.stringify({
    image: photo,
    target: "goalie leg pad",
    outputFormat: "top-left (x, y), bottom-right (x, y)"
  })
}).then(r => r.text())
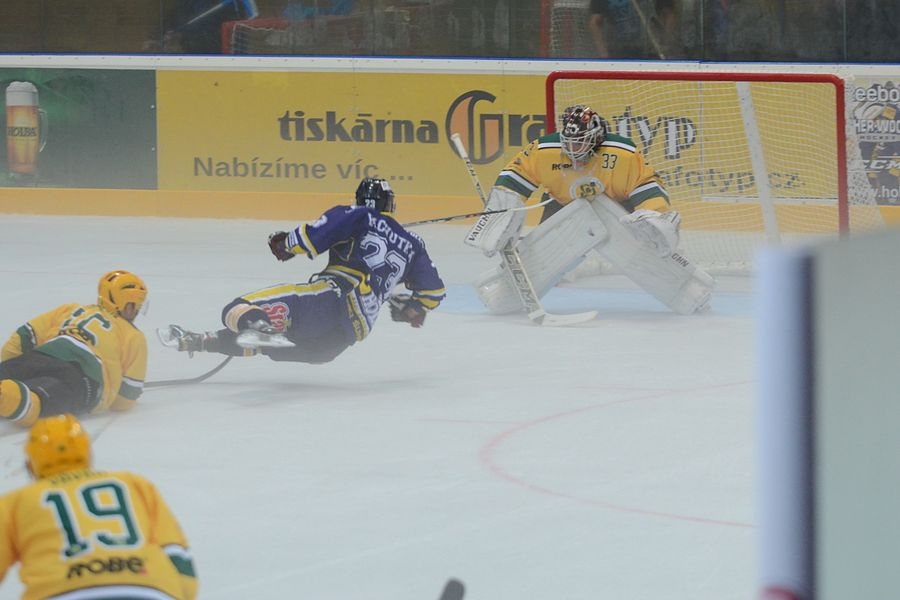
top-left (475, 198), bottom-right (609, 313)
top-left (464, 187), bottom-right (526, 257)
top-left (589, 196), bottom-right (714, 315)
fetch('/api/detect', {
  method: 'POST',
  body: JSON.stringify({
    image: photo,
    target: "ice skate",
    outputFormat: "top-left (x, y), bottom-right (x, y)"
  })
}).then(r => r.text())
top-left (235, 320), bottom-right (295, 349)
top-left (156, 324), bottom-right (206, 357)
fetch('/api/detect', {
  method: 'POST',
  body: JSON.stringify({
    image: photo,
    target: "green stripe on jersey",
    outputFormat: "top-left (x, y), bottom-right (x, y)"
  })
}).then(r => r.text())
top-left (168, 554), bottom-right (196, 577)
top-left (35, 337), bottom-right (103, 383)
top-left (16, 325), bottom-right (36, 353)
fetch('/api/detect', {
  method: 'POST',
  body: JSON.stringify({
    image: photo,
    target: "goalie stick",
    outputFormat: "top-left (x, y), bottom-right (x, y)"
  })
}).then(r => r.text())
top-left (450, 133), bottom-right (598, 326)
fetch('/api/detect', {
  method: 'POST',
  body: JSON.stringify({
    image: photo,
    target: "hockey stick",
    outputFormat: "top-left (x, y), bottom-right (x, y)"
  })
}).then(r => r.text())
top-left (438, 578), bottom-right (466, 600)
top-left (450, 134), bottom-right (598, 326)
top-left (145, 356), bottom-right (233, 388)
top-left (403, 198), bottom-right (552, 228)
top-left (186, 0), bottom-right (258, 27)
top-left (628, 0), bottom-right (666, 59)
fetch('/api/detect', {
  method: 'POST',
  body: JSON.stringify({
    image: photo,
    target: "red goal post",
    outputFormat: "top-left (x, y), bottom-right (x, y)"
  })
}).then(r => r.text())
top-left (546, 71), bottom-right (884, 272)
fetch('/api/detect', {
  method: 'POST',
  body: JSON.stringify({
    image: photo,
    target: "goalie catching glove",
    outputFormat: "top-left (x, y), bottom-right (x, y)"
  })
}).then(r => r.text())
top-left (620, 209), bottom-right (681, 257)
top-left (464, 187), bottom-right (526, 257)
top-left (268, 231), bottom-right (295, 262)
top-left (388, 293), bottom-right (428, 328)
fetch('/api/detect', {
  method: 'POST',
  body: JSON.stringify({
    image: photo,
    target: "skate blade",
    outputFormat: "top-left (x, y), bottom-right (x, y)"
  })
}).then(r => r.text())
top-left (235, 330), bottom-right (295, 349)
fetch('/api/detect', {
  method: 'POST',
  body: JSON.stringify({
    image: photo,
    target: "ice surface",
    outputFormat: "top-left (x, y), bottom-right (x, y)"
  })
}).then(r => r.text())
top-left (0, 215), bottom-right (756, 600)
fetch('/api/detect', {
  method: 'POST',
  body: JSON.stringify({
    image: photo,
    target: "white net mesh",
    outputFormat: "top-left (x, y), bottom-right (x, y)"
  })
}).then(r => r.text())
top-left (549, 72), bottom-right (885, 273)
top-left (547, 0), bottom-right (594, 58)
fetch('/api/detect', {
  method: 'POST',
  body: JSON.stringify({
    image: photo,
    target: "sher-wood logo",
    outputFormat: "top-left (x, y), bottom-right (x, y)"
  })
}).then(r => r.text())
top-left (851, 83), bottom-right (900, 204)
top-left (852, 83), bottom-right (900, 143)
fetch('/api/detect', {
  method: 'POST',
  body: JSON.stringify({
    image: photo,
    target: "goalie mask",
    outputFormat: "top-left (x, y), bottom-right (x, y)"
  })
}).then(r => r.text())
top-left (559, 105), bottom-right (606, 168)
top-left (355, 177), bottom-right (396, 214)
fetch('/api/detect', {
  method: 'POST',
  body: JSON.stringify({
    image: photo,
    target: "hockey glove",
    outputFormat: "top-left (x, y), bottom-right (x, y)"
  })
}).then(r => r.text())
top-left (268, 231), bottom-right (295, 262)
top-left (620, 209), bottom-right (681, 257)
top-left (464, 187), bottom-right (526, 257)
top-left (388, 294), bottom-right (427, 328)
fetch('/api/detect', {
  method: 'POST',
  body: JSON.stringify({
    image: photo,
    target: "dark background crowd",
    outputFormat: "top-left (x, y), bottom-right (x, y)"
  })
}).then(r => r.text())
top-left (0, 0), bottom-right (897, 62)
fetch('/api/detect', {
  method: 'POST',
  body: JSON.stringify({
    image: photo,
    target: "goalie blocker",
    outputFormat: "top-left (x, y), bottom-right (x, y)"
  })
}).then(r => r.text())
top-left (475, 196), bottom-right (714, 315)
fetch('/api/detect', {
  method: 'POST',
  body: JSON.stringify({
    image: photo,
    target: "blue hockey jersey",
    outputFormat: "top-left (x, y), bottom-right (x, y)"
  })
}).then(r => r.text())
top-left (286, 205), bottom-right (446, 331)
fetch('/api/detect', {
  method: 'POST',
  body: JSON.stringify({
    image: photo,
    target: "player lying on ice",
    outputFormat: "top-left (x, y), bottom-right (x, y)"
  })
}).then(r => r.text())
top-left (158, 177), bottom-right (447, 363)
top-left (0, 270), bottom-right (148, 428)
top-left (465, 104), bottom-right (714, 316)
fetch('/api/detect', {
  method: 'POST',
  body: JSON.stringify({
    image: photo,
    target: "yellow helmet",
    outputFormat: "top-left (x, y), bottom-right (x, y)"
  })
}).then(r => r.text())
top-left (98, 270), bottom-right (147, 316)
top-left (26, 414), bottom-right (92, 479)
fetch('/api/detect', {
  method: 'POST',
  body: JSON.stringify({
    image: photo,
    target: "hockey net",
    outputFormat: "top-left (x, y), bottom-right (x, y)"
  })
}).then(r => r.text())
top-left (540, 0), bottom-right (595, 58)
top-left (221, 5), bottom-right (452, 55)
top-left (547, 71), bottom-right (885, 273)
top-left (221, 17), bottom-right (365, 55)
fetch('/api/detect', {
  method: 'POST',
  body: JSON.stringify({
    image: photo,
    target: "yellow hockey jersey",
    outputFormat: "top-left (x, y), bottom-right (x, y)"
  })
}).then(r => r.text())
top-left (0, 303), bottom-right (147, 412)
top-left (495, 131), bottom-right (670, 213)
top-left (0, 468), bottom-right (197, 600)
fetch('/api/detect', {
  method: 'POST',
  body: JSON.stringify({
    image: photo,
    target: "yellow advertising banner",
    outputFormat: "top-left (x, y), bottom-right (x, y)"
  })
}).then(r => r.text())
top-left (157, 70), bottom-right (547, 208)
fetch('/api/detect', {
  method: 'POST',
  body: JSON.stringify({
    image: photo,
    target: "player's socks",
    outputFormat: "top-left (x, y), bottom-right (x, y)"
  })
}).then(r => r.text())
top-left (0, 379), bottom-right (41, 427)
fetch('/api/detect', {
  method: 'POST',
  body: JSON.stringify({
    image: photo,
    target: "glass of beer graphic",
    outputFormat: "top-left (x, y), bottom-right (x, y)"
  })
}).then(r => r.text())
top-left (6, 81), bottom-right (48, 177)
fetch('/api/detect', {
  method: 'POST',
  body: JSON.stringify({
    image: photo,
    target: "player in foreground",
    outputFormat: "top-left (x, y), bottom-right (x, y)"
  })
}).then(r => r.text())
top-left (465, 104), bottom-right (714, 316)
top-left (0, 270), bottom-right (148, 428)
top-left (0, 413), bottom-right (198, 600)
top-left (159, 178), bottom-right (446, 363)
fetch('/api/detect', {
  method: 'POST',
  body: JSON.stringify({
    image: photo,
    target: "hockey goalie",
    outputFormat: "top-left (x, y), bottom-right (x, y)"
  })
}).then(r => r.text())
top-left (464, 104), bottom-right (714, 316)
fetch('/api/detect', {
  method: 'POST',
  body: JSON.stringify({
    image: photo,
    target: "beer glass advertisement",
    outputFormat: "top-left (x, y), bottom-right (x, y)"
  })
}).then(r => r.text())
top-left (0, 69), bottom-right (156, 189)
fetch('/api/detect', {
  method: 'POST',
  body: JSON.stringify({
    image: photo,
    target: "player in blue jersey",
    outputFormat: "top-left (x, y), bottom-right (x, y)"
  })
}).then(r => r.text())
top-left (158, 178), bottom-right (446, 364)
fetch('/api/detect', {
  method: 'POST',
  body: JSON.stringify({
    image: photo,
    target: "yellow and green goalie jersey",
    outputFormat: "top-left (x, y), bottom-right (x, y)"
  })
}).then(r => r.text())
top-left (0, 468), bottom-right (197, 600)
top-left (0, 303), bottom-right (147, 412)
top-left (496, 131), bottom-right (670, 212)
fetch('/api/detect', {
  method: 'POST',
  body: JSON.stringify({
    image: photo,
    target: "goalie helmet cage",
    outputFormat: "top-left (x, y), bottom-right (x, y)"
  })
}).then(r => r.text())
top-left (546, 70), bottom-right (885, 273)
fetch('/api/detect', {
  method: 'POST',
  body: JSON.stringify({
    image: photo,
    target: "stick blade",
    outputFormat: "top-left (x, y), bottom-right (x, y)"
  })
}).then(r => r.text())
top-left (438, 578), bottom-right (466, 600)
top-left (531, 309), bottom-right (599, 327)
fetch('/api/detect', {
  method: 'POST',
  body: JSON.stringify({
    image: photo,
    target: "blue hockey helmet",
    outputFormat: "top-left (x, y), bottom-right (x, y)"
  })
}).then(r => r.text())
top-left (355, 178), bottom-right (396, 214)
